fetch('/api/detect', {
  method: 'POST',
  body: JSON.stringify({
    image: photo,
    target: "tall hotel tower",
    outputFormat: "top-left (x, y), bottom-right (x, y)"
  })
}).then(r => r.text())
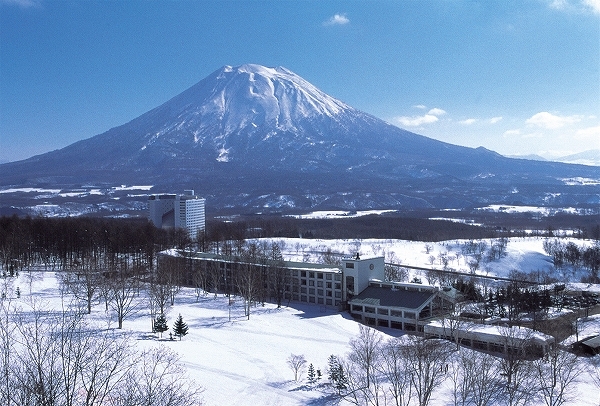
top-left (148, 190), bottom-right (206, 240)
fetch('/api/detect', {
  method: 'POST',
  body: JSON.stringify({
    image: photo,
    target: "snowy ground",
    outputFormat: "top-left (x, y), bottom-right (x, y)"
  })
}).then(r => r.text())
top-left (4, 236), bottom-right (600, 405)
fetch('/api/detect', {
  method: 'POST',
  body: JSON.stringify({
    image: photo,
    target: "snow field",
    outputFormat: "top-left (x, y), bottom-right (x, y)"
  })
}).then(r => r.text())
top-left (5, 235), bottom-right (600, 405)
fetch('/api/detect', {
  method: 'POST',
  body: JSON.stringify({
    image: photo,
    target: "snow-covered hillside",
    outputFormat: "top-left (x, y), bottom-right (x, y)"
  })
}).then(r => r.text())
top-left (269, 236), bottom-right (597, 283)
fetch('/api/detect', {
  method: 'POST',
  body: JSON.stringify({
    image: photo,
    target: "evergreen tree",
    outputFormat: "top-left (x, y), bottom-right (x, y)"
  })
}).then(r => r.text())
top-left (307, 363), bottom-right (316, 384)
top-left (154, 313), bottom-right (168, 338)
top-left (172, 313), bottom-right (189, 340)
top-left (316, 369), bottom-right (322, 382)
top-left (327, 354), bottom-right (347, 393)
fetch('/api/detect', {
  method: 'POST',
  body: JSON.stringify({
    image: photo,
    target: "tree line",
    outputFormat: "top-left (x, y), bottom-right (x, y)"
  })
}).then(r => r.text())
top-left (292, 324), bottom-right (586, 406)
top-left (543, 239), bottom-right (600, 282)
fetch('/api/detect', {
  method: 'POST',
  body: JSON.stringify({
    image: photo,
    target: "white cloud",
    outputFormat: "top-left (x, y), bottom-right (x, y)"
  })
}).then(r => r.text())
top-left (547, 0), bottom-right (600, 14)
top-left (489, 116), bottom-right (503, 124)
top-left (394, 107), bottom-right (446, 127)
top-left (525, 111), bottom-right (583, 129)
top-left (583, 0), bottom-right (600, 13)
top-left (0, 0), bottom-right (42, 7)
top-left (459, 118), bottom-right (478, 125)
top-left (395, 114), bottom-right (439, 127)
top-left (427, 108), bottom-right (446, 116)
top-left (575, 125), bottom-right (600, 139)
top-left (323, 13), bottom-right (350, 26)
top-left (413, 104), bottom-right (427, 110)
top-left (503, 129), bottom-right (521, 136)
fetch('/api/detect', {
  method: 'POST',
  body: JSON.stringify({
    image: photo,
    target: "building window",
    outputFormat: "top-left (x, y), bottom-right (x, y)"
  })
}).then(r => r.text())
top-left (301, 287), bottom-right (307, 294)
top-left (301, 295), bottom-right (307, 302)
top-left (335, 274), bottom-right (341, 281)
top-left (326, 299), bottom-right (333, 305)
top-left (346, 263), bottom-right (354, 269)
top-left (318, 298), bottom-right (324, 304)
top-left (292, 270), bottom-right (298, 276)
top-left (377, 308), bottom-right (389, 315)
top-left (326, 282), bottom-right (332, 289)
top-left (301, 279), bottom-right (307, 285)
top-left (309, 288), bottom-right (315, 295)
top-left (326, 290), bottom-right (332, 297)
top-left (317, 281), bottom-right (323, 287)
top-left (335, 291), bottom-right (341, 298)
top-left (326, 274), bottom-right (332, 280)
top-left (335, 283), bottom-right (341, 290)
top-left (309, 297), bottom-right (315, 303)
top-left (317, 273), bottom-right (323, 279)
top-left (301, 271), bottom-right (306, 277)
top-left (309, 272), bottom-right (315, 278)
top-left (317, 289), bottom-right (323, 296)
top-left (364, 306), bottom-right (375, 314)
top-left (351, 305), bottom-right (363, 312)
top-left (309, 280), bottom-right (314, 287)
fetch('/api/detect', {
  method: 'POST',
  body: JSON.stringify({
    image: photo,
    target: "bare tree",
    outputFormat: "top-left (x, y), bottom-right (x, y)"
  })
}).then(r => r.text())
top-left (287, 354), bottom-right (307, 382)
top-left (342, 325), bottom-right (385, 406)
top-left (0, 299), bottom-right (15, 406)
top-left (497, 326), bottom-right (538, 406)
top-left (379, 337), bottom-right (411, 406)
top-left (60, 255), bottom-right (101, 314)
top-left (533, 347), bottom-right (581, 406)
top-left (115, 346), bottom-right (204, 406)
top-left (108, 267), bottom-right (140, 329)
top-left (402, 336), bottom-right (452, 406)
top-left (468, 351), bottom-right (503, 406)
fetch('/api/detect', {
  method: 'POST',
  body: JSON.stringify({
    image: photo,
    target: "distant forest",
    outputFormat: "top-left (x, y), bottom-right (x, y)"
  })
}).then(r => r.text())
top-left (1, 212), bottom-right (598, 276)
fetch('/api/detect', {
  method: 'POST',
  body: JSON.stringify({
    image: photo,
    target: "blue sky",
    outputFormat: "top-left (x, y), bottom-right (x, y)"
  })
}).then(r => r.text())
top-left (1, 0), bottom-right (598, 163)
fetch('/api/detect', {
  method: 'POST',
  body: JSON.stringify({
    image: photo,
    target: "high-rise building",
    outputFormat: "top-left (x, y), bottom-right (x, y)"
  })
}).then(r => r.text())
top-left (148, 190), bottom-right (206, 240)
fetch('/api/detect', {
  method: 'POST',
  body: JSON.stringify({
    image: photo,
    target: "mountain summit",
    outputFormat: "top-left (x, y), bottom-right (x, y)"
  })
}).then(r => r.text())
top-left (1, 64), bottom-right (598, 212)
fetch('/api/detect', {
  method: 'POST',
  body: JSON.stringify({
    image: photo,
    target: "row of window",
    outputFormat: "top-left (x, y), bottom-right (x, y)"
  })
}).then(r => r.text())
top-left (291, 270), bottom-right (342, 281)
top-left (293, 293), bottom-right (341, 306)
top-left (298, 279), bottom-right (341, 289)
top-left (350, 305), bottom-right (416, 319)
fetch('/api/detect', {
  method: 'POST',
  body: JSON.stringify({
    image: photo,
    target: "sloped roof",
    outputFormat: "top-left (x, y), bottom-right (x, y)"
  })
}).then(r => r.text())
top-left (582, 335), bottom-right (600, 349)
top-left (350, 286), bottom-right (436, 310)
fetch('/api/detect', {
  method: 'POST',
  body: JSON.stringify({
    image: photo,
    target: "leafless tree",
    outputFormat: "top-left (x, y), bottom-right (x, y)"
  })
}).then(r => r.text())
top-left (344, 324), bottom-right (384, 406)
top-left (468, 351), bottom-right (503, 406)
top-left (287, 354), bottom-right (307, 382)
top-left (108, 266), bottom-right (140, 329)
top-left (497, 326), bottom-right (538, 406)
top-left (0, 299), bottom-right (15, 406)
top-left (379, 337), bottom-right (411, 406)
top-left (533, 347), bottom-right (582, 406)
top-left (3, 298), bottom-right (202, 406)
top-left (402, 336), bottom-right (452, 406)
top-left (59, 255), bottom-right (101, 314)
top-left (114, 346), bottom-right (204, 406)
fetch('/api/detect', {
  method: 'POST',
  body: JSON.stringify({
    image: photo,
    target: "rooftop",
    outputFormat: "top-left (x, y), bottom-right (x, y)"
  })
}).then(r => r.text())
top-left (350, 285), bottom-right (436, 310)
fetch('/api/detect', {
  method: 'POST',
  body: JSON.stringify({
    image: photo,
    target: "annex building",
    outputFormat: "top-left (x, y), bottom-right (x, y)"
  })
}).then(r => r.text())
top-left (148, 190), bottom-right (206, 240)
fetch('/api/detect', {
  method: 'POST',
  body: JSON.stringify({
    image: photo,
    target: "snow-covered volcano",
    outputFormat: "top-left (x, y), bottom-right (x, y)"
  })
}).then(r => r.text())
top-left (1, 64), bottom-right (598, 212)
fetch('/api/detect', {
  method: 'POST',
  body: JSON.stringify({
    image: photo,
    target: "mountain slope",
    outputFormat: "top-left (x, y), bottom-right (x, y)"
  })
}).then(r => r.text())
top-left (1, 64), bottom-right (598, 212)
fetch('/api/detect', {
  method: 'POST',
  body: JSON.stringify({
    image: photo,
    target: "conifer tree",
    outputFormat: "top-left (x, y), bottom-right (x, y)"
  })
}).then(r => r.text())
top-left (154, 313), bottom-right (168, 338)
top-left (172, 314), bottom-right (189, 340)
top-left (307, 363), bottom-right (316, 384)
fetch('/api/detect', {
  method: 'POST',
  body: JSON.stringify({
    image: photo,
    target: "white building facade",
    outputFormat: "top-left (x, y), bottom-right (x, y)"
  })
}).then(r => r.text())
top-left (148, 190), bottom-right (206, 240)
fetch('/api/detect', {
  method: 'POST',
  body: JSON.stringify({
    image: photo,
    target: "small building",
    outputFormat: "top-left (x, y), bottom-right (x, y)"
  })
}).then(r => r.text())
top-left (424, 320), bottom-right (554, 357)
top-left (348, 281), bottom-right (455, 332)
top-left (581, 335), bottom-right (600, 355)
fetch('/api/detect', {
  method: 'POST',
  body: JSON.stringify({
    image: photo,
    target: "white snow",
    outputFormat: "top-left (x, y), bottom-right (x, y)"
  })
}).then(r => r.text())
top-left (5, 235), bottom-right (600, 405)
top-left (288, 210), bottom-right (397, 219)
